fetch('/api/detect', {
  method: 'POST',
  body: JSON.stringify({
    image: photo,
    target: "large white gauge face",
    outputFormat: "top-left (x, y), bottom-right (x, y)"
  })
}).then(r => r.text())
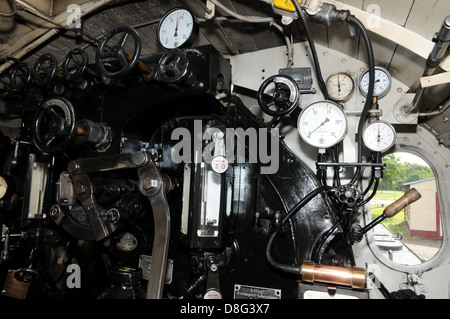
top-left (359, 66), bottom-right (391, 98)
top-left (298, 100), bottom-right (348, 149)
top-left (157, 8), bottom-right (198, 50)
top-left (362, 120), bottom-right (397, 152)
top-left (326, 72), bottom-right (355, 102)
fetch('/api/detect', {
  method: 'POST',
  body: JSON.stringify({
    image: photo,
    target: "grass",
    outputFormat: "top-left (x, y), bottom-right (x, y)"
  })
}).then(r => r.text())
top-left (371, 189), bottom-right (403, 201)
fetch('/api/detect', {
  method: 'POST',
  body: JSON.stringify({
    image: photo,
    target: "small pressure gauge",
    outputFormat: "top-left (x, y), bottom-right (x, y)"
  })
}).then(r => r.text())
top-left (0, 175), bottom-right (8, 199)
top-left (362, 120), bottom-right (396, 152)
top-left (359, 66), bottom-right (391, 98)
top-left (115, 232), bottom-right (139, 252)
top-left (298, 100), bottom-right (348, 149)
top-left (325, 72), bottom-right (355, 102)
top-left (157, 7), bottom-right (199, 50)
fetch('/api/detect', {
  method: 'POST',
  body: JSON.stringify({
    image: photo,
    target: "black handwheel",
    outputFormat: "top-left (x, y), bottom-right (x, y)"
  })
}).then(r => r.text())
top-left (32, 53), bottom-right (57, 86)
top-left (0, 73), bottom-right (12, 99)
top-left (32, 97), bottom-right (76, 154)
top-left (257, 74), bottom-right (300, 117)
top-left (0, 57), bottom-right (27, 97)
top-left (95, 26), bottom-right (142, 78)
top-left (62, 48), bottom-right (88, 81)
top-left (157, 49), bottom-right (191, 84)
top-left (11, 61), bottom-right (31, 91)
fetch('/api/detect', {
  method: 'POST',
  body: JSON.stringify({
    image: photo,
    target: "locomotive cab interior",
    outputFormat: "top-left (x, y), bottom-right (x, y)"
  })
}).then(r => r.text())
top-left (0, 0), bottom-right (449, 303)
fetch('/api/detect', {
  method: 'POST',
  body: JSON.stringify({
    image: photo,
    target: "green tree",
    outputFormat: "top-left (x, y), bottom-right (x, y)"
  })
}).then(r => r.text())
top-left (380, 154), bottom-right (433, 190)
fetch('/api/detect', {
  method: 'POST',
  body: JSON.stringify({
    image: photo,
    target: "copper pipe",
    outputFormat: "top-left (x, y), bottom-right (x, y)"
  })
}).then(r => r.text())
top-left (301, 261), bottom-right (366, 289)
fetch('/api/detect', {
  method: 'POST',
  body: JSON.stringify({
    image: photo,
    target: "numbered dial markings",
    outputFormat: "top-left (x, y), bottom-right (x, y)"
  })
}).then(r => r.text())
top-left (298, 101), bottom-right (348, 149)
top-left (326, 72), bottom-right (355, 102)
top-left (157, 8), bottom-right (199, 49)
top-left (359, 66), bottom-right (391, 98)
top-left (362, 121), bottom-right (396, 152)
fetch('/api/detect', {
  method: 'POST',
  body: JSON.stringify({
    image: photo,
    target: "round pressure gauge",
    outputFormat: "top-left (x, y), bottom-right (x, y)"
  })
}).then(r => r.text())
top-left (115, 232), bottom-right (139, 253)
top-left (298, 100), bottom-right (348, 149)
top-left (362, 120), bottom-right (396, 152)
top-left (0, 175), bottom-right (8, 199)
top-left (157, 7), bottom-right (199, 50)
top-left (359, 66), bottom-right (391, 98)
top-left (325, 72), bottom-right (355, 102)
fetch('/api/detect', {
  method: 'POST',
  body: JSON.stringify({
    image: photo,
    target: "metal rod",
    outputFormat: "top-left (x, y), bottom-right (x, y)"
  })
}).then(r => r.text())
top-left (404, 16), bottom-right (450, 115)
top-left (316, 162), bottom-right (386, 168)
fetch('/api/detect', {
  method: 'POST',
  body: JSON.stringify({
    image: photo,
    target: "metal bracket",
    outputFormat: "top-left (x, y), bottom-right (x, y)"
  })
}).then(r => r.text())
top-left (205, 0), bottom-right (215, 20)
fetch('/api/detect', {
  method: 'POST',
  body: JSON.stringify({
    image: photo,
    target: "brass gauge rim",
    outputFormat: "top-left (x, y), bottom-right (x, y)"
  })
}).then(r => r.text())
top-left (325, 72), bottom-right (355, 102)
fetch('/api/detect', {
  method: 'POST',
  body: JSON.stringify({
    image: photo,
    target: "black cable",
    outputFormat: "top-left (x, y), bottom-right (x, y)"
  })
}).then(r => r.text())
top-left (293, 1), bottom-right (329, 100)
top-left (311, 215), bottom-right (344, 263)
top-left (331, 145), bottom-right (341, 187)
top-left (266, 185), bottom-right (330, 275)
top-left (263, 174), bottom-right (299, 264)
top-left (357, 178), bottom-right (379, 208)
top-left (346, 15), bottom-right (375, 185)
top-left (281, 185), bottom-right (331, 226)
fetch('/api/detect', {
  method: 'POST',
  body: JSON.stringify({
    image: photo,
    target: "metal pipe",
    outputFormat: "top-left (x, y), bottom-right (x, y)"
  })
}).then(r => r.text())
top-left (404, 16), bottom-right (450, 115)
top-left (301, 261), bottom-right (366, 289)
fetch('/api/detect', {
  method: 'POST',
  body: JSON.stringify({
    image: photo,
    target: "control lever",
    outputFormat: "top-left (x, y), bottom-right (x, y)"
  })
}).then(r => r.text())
top-left (351, 188), bottom-right (422, 242)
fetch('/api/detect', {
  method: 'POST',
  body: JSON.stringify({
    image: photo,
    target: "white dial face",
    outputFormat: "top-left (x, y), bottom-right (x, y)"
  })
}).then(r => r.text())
top-left (0, 176), bottom-right (7, 199)
top-left (116, 232), bottom-right (138, 252)
top-left (298, 101), bottom-right (348, 149)
top-left (326, 73), bottom-right (354, 102)
top-left (359, 67), bottom-right (391, 98)
top-left (158, 9), bottom-right (196, 49)
top-left (362, 121), bottom-right (396, 152)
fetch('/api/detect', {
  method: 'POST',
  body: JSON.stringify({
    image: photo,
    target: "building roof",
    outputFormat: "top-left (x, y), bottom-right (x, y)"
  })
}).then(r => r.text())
top-left (402, 177), bottom-right (435, 186)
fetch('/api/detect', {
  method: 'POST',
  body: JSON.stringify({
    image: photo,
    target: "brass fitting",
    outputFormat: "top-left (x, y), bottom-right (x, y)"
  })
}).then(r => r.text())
top-left (301, 261), bottom-right (366, 289)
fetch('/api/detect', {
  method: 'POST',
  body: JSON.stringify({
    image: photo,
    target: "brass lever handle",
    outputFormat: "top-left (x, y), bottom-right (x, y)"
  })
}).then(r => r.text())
top-left (351, 188), bottom-right (422, 242)
top-left (383, 188), bottom-right (422, 218)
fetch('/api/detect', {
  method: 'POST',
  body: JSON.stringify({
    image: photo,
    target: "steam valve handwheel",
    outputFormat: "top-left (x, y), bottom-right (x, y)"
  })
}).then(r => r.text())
top-left (0, 73), bottom-right (12, 99)
top-left (157, 48), bottom-right (191, 84)
top-left (11, 61), bottom-right (32, 91)
top-left (32, 97), bottom-right (76, 153)
top-left (32, 53), bottom-right (57, 86)
top-left (96, 26), bottom-right (142, 78)
top-left (62, 48), bottom-right (89, 81)
top-left (257, 75), bottom-right (300, 116)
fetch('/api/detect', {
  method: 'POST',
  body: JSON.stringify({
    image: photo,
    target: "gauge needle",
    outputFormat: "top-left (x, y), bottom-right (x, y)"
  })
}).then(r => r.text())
top-left (337, 76), bottom-right (341, 92)
top-left (377, 124), bottom-right (381, 143)
top-left (308, 117), bottom-right (330, 138)
top-left (174, 13), bottom-right (181, 37)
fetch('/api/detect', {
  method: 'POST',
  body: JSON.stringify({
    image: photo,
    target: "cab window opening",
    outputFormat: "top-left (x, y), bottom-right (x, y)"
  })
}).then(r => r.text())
top-left (369, 152), bottom-right (442, 266)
